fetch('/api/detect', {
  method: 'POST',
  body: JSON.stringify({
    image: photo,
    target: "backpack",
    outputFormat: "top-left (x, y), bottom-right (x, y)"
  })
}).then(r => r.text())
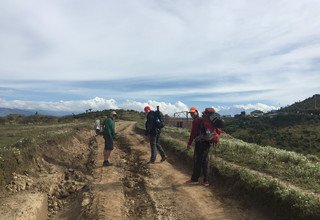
top-left (154, 109), bottom-right (165, 129)
top-left (199, 108), bottom-right (224, 143)
top-left (203, 108), bottom-right (224, 129)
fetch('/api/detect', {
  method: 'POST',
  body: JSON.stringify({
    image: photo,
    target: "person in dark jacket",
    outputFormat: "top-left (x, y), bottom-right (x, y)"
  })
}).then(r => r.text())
top-left (144, 106), bottom-right (167, 164)
top-left (185, 106), bottom-right (211, 186)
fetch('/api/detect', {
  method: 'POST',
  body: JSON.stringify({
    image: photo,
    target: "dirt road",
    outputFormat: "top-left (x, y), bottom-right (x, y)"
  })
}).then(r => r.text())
top-left (90, 121), bottom-right (266, 220)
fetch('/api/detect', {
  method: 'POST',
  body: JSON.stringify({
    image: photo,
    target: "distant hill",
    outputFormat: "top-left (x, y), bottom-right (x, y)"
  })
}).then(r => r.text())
top-left (0, 108), bottom-right (35, 116)
top-left (279, 94), bottom-right (320, 113)
top-left (0, 108), bottom-right (71, 117)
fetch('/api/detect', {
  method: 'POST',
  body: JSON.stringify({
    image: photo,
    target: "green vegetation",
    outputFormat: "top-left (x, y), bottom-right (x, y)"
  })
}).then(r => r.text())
top-left (224, 115), bottom-right (320, 157)
top-left (279, 94), bottom-right (320, 114)
top-left (0, 138), bottom-right (39, 185)
top-left (68, 109), bottom-right (145, 122)
top-left (156, 125), bottom-right (320, 219)
top-left (217, 138), bottom-right (320, 192)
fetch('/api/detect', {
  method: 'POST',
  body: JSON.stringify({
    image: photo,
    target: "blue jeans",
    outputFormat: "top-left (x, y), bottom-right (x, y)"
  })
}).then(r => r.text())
top-left (149, 133), bottom-right (166, 162)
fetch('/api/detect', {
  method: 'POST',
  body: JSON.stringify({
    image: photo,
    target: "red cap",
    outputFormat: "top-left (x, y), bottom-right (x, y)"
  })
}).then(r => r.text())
top-left (205, 107), bottom-right (215, 113)
top-left (144, 106), bottom-right (151, 112)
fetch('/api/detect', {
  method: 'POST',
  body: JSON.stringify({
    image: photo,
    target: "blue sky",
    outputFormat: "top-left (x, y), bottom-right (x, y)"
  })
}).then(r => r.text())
top-left (1, 0), bottom-right (320, 115)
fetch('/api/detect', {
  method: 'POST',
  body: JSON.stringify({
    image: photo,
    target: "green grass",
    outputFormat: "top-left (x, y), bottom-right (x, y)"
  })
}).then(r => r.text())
top-left (224, 115), bottom-right (320, 157)
top-left (216, 138), bottom-right (320, 193)
top-left (0, 138), bottom-right (39, 185)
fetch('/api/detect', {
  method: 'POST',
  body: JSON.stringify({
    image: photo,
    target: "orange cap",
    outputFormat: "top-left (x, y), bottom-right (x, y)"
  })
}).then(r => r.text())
top-left (188, 106), bottom-right (198, 113)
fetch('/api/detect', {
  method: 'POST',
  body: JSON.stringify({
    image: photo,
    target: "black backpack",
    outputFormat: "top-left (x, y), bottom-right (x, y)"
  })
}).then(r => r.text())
top-left (154, 107), bottom-right (165, 129)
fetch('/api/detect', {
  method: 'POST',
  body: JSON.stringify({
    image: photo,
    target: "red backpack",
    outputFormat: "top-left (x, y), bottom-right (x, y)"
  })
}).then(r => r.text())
top-left (200, 108), bottom-right (223, 144)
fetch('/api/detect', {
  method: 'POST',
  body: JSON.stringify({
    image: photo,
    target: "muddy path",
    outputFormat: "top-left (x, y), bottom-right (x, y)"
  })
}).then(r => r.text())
top-left (0, 121), bottom-right (270, 219)
top-left (90, 121), bottom-right (268, 220)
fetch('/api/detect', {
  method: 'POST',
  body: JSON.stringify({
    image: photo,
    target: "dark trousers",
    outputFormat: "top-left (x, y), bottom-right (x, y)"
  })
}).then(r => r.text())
top-left (149, 133), bottom-right (166, 162)
top-left (191, 141), bottom-right (211, 182)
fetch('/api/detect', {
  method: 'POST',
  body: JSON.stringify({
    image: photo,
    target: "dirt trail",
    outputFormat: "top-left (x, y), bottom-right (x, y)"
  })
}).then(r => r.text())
top-left (91, 121), bottom-right (267, 220)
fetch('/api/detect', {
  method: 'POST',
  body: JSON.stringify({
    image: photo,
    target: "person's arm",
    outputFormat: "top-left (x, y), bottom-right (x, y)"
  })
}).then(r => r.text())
top-left (187, 119), bottom-right (199, 147)
top-left (213, 128), bottom-right (222, 144)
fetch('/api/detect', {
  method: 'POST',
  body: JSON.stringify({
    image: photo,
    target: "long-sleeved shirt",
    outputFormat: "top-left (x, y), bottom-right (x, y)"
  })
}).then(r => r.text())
top-left (187, 117), bottom-right (202, 146)
top-left (103, 117), bottom-right (115, 138)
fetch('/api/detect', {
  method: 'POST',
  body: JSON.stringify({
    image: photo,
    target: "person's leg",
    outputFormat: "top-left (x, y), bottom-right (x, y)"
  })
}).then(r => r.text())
top-left (104, 149), bottom-right (111, 161)
top-left (149, 135), bottom-right (157, 163)
top-left (155, 134), bottom-right (166, 160)
top-left (201, 142), bottom-right (211, 182)
top-left (191, 141), bottom-right (203, 182)
top-left (103, 136), bottom-right (114, 166)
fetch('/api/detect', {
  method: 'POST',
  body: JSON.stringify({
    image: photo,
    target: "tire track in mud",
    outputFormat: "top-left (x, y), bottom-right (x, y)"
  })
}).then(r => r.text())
top-left (117, 130), bottom-right (158, 219)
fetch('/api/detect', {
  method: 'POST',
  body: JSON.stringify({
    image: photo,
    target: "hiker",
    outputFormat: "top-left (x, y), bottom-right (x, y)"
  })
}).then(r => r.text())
top-left (102, 111), bottom-right (117, 167)
top-left (186, 107), bottom-right (221, 186)
top-left (94, 118), bottom-right (101, 136)
top-left (144, 106), bottom-right (167, 164)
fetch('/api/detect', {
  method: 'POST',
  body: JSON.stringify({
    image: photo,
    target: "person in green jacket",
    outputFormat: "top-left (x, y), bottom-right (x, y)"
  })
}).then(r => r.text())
top-left (102, 111), bottom-right (117, 166)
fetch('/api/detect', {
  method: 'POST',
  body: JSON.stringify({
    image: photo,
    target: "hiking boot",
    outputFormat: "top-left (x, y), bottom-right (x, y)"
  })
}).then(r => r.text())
top-left (185, 179), bottom-right (199, 185)
top-left (160, 155), bottom-right (167, 162)
top-left (202, 179), bottom-right (209, 186)
top-left (103, 160), bottom-right (112, 167)
top-left (147, 160), bottom-right (155, 164)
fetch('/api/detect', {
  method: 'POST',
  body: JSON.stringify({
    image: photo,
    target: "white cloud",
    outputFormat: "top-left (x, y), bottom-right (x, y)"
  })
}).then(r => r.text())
top-left (214, 103), bottom-right (279, 116)
top-left (120, 100), bottom-right (189, 115)
top-left (233, 103), bottom-right (278, 112)
top-left (0, 97), bottom-right (279, 116)
top-left (0, 97), bottom-right (190, 116)
top-left (0, 97), bottom-right (118, 113)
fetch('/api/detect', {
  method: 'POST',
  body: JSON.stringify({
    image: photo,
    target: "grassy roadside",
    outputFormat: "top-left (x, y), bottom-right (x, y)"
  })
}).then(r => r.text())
top-left (0, 120), bottom-right (92, 187)
top-left (154, 125), bottom-right (320, 219)
top-left (0, 111), bottom-right (141, 188)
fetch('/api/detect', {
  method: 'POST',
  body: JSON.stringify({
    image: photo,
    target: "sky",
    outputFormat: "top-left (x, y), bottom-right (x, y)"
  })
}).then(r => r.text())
top-left (1, 0), bottom-right (320, 116)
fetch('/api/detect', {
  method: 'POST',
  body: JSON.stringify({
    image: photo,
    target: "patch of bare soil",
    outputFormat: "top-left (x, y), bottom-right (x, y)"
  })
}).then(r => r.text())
top-left (0, 128), bottom-right (98, 219)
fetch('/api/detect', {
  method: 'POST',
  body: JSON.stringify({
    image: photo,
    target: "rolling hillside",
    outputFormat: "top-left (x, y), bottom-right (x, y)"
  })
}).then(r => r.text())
top-left (224, 94), bottom-right (320, 158)
top-left (279, 94), bottom-right (320, 114)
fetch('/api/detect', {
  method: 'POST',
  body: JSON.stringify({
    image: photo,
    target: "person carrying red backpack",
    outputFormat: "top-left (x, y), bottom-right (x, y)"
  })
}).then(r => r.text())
top-left (186, 107), bottom-right (222, 186)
